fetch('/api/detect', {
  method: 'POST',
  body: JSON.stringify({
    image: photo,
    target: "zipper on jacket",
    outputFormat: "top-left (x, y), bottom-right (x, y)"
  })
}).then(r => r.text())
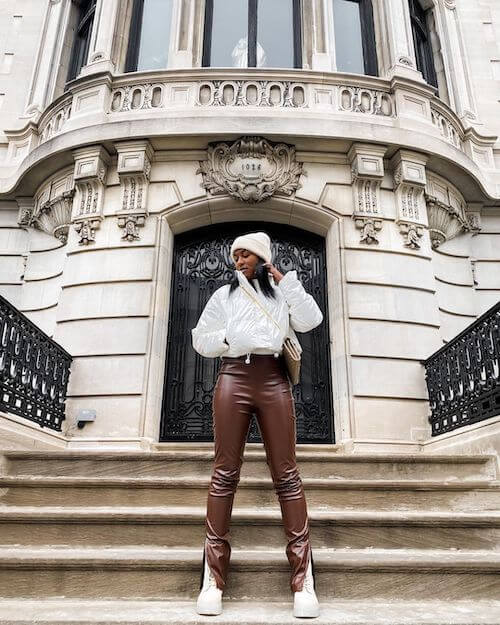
top-left (245, 353), bottom-right (250, 364)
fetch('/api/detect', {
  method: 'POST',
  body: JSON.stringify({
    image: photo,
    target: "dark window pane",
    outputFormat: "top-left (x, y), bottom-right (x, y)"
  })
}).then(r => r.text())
top-left (333, 0), bottom-right (364, 74)
top-left (257, 0), bottom-right (295, 68)
top-left (67, 0), bottom-right (96, 81)
top-left (136, 0), bottom-right (173, 70)
top-left (210, 0), bottom-right (248, 67)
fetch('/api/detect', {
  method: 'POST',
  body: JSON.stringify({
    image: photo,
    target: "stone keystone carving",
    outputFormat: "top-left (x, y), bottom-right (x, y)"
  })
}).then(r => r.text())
top-left (197, 137), bottom-right (303, 203)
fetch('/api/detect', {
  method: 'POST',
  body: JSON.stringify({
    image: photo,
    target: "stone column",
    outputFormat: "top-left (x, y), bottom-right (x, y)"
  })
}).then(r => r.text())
top-left (437, 0), bottom-right (477, 123)
top-left (23, 0), bottom-right (72, 118)
top-left (80, 0), bottom-right (120, 76)
top-left (379, 0), bottom-right (422, 80)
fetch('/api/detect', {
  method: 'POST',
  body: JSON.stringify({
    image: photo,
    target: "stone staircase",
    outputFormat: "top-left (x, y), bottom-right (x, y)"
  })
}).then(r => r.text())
top-left (0, 444), bottom-right (499, 624)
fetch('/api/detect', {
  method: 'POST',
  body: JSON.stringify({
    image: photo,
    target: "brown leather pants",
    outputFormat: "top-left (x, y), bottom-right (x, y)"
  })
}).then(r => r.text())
top-left (201, 353), bottom-right (313, 594)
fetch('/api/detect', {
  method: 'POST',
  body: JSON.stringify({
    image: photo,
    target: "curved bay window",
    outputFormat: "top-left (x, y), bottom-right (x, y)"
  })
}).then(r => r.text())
top-left (126, 0), bottom-right (174, 71)
top-left (203, 0), bottom-right (302, 69)
top-left (332, 0), bottom-right (377, 76)
top-left (409, 0), bottom-right (438, 88)
top-left (67, 0), bottom-right (96, 81)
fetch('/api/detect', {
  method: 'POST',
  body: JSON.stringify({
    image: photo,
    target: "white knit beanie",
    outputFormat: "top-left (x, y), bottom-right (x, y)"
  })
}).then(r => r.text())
top-left (230, 232), bottom-right (272, 264)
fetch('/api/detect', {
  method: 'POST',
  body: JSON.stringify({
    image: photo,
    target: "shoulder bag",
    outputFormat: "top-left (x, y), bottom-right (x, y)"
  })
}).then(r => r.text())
top-left (239, 286), bottom-right (301, 385)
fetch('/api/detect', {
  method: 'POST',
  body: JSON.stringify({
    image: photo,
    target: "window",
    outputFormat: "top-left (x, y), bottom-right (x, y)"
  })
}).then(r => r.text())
top-left (67, 0), bottom-right (96, 81)
top-left (126, 0), bottom-right (174, 71)
top-left (332, 0), bottom-right (377, 76)
top-left (409, 0), bottom-right (438, 88)
top-left (203, 0), bottom-right (302, 69)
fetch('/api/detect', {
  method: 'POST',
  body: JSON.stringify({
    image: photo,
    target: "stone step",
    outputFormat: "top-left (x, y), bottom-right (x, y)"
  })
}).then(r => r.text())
top-left (1, 476), bottom-right (499, 510)
top-left (0, 546), bottom-right (498, 601)
top-left (0, 506), bottom-right (499, 551)
top-left (0, 598), bottom-right (499, 625)
top-left (1, 449), bottom-right (496, 481)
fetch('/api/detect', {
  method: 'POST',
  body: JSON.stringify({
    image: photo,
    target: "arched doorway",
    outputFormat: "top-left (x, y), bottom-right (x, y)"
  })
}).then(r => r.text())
top-left (159, 221), bottom-right (333, 443)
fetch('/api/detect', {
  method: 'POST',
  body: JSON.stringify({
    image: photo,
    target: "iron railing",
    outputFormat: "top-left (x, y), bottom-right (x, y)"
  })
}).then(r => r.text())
top-left (0, 294), bottom-right (72, 431)
top-left (423, 301), bottom-right (500, 436)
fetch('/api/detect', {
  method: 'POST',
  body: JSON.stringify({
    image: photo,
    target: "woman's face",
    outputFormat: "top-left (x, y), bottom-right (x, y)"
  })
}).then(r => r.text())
top-left (232, 248), bottom-right (260, 279)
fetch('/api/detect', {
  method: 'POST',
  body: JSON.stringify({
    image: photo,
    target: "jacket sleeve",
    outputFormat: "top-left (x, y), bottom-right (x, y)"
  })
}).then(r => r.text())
top-left (277, 270), bottom-right (323, 332)
top-left (191, 288), bottom-right (230, 358)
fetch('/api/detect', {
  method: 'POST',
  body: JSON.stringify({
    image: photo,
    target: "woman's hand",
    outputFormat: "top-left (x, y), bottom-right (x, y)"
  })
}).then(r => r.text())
top-left (264, 263), bottom-right (284, 284)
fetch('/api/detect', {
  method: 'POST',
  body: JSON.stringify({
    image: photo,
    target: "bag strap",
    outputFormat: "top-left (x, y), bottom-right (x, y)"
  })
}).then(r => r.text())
top-left (239, 285), bottom-right (283, 332)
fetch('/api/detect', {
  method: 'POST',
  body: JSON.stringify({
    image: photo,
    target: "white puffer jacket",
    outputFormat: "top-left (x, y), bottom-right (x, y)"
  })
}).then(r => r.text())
top-left (191, 269), bottom-right (323, 361)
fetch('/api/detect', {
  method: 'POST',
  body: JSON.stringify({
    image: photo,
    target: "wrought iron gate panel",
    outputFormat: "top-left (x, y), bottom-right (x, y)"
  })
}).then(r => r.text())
top-left (160, 222), bottom-right (333, 443)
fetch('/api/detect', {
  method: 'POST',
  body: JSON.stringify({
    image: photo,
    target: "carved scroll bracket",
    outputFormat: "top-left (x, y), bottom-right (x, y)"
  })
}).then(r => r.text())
top-left (348, 143), bottom-right (386, 244)
top-left (197, 136), bottom-right (303, 203)
top-left (114, 140), bottom-right (153, 242)
top-left (425, 172), bottom-right (474, 249)
top-left (72, 145), bottom-right (110, 245)
top-left (390, 149), bottom-right (428, 249)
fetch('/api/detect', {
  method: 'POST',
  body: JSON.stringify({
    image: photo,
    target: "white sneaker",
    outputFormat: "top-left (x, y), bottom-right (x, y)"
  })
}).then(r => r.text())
top-left (196, 550), bottom-right (223, 615)
top-left (293, 551), bottom-right (320, 618)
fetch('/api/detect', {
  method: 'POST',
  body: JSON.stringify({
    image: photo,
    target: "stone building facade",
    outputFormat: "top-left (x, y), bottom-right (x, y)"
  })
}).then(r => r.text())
top-left (0, 0), bottom-right (499, 459)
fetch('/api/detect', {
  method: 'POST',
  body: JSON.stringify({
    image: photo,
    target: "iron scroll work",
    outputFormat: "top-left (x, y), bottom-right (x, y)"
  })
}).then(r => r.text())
top-left (160, 222), bottom-right (333, 443)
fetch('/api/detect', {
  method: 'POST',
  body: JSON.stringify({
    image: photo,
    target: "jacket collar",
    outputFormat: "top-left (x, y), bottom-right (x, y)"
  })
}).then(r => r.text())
top-left (235, 270), bottom-right (276, 290)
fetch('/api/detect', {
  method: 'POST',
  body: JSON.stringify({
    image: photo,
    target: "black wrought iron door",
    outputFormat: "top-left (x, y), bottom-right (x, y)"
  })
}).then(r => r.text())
top-left (159, 222), bottom-right (333, 443)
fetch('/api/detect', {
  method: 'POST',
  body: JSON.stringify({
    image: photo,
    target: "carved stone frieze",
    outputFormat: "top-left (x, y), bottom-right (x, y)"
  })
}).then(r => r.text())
top-left (197, 137), bottom-right (303, 203)
top-left (72, 146), bottom-right (110, 245)
top-left (354, 217), bottom-right (383, 245)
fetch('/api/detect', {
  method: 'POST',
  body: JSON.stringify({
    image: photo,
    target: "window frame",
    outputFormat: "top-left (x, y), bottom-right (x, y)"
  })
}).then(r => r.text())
top-left (202, 0), bottom-right (303, 69)
top-left (409, 0), bottom-right (438, 88)
top-left (67, 0), bottom-right (97, 82)
top-left (332, 0), bottom-right (378, 77)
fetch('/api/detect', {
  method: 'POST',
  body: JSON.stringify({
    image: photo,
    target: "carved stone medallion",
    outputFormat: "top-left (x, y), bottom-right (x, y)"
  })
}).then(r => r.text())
top-left (197, 136), bottom-right (303, 203)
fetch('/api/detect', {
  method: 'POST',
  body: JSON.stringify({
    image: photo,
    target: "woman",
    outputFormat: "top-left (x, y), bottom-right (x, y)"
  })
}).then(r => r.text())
top-left (191, 231), bottom-right (323, 618)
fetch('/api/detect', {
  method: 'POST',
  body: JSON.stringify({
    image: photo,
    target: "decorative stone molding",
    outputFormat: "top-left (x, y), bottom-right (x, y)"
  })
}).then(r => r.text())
top-left (398, 221), bottom-right (424, 249)
top-left (390, 150), bottom-right (428, 248)
top-left (73, 219), bottom-right (101, 246)
top-left (16, 197), bottom-right (35, 227)
top-left (114, 140), bottom-right (153, 242)
top-left (72, 146), bottom-right (110, 245)
top-left (348, 143), bottom-right (386, 214)
top-left (17, 169), bottom-right (75, 243)
top-left (117, 214), bottom-right (146, 242)
top-left (197, 80), bottom-right (307, 108)
top-left (354, 217), bottom-right (383, 245)
top-left (31, 190), bottom-right (75, 244)
top-left (348, 143), bottom-right (386, 243)
top-left (197, 137), bottom-right (303, 203)
top-left (338, 87), bottom-right (395, 117)
top-left (425, 172), bottom-right (472, 249)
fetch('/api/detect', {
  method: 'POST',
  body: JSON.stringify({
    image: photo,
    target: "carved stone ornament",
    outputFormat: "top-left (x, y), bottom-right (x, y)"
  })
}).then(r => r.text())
top-left (33, 190), bottom-right (75, 244)
top-left (197, 137), bottom-right (303, 203)
top-left (117, 214), bottom-right (146, 242)
top-left (74, 218), bottom-right (101, 246)
top-left (72, 145), bottom-right (110, 246)
top-left (398, 221), bottom-right (424, 249)
top-left (425, 195), bottom-right (471, 249)
top-left (354, 217), bottom-right (382, 245)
